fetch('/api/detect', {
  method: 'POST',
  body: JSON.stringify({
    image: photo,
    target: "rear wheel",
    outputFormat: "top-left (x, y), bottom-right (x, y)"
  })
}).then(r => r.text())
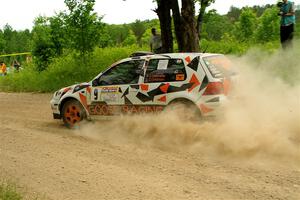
top-left (61, 100), bottom-right (86, 128)
top-left (166, 99), bottom-right (202, 121)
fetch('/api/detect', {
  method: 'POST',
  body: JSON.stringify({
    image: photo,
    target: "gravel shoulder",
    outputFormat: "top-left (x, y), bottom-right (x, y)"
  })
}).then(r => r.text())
top-left (0, 92), bottom-right (299, 200)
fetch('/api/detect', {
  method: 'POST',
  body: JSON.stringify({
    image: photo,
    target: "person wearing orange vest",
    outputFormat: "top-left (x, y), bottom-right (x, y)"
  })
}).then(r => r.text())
top-left (0, 62), bottom-right (7, 76)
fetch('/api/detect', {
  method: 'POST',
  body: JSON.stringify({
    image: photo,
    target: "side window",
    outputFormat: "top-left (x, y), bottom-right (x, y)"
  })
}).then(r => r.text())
top-left (95, 60), bottom-right (144, 86)
top-left (144, 59), bottom-right (186, 83)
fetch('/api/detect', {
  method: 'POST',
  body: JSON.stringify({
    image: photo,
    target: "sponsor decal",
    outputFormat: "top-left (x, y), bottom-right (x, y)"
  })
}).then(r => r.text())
top-left (101, 86), bottom-right (119, 93)
top-left (100, 86), bottom-right (119, 102)
top-left (88, 104), bottom-right (164, 116)
top-left (122, 105), bottom-right (164, 114)
top-left (147, 74), bottom-right (166, 82)
top-left (100, 93), bottom-right (118, 102)
top-left (176, 74), bottom-right (185, 81)
top-left (88, 104), bottom-right (117, 116)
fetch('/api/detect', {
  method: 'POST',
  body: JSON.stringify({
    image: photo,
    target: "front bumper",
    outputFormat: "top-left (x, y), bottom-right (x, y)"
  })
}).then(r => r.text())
top-left (50, 98), bottom-right (61, 119)
top-left (53, 113), bottom-right (61, 119)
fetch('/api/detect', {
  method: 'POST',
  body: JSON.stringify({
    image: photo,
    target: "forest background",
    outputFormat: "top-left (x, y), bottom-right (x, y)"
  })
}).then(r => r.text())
top-left (0, 0), bottom-right (299, 92)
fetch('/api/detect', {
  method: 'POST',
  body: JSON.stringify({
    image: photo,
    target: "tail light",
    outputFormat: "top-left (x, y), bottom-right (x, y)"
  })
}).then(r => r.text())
top-left (203, 82), bottom-right (224, 95)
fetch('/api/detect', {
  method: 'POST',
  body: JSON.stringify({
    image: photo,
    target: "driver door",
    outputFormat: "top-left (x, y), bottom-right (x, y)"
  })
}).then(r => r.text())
top-left (90, 59), bottom-right (145, 116)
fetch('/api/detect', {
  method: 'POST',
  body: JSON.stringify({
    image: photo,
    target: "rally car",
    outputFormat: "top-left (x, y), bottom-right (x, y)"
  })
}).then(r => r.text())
top-left (50, 52), bottom-right (235, 127)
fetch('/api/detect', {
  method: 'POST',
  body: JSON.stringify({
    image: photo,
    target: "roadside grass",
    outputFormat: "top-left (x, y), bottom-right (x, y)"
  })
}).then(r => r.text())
top-left (0, 41), bottom-right (299, 92)
top-left (0, 182), bottom-right (22, 200)
top-left (0, 46), bottom-right (139, 92)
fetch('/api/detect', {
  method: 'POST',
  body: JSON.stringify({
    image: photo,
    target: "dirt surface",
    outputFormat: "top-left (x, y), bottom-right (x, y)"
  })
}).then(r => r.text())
top-left (0, 92), bottom-right (299, 200)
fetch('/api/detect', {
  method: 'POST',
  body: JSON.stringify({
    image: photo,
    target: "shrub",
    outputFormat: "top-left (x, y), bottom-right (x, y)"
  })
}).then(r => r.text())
top-left (0, 46), bottom-right (139, 92)
top-left (0, 182), bottom-right (22, 200)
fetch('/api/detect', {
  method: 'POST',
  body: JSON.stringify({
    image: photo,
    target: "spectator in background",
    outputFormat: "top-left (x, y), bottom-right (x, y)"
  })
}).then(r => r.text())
top-left (12, 60), bottom-right (21, 72)
top-left (0, 62), bottom-right (7, 76)
top-left (278, 0), bottom-right (296, 48)
top-left (150, 28), bottom-right (162, 54)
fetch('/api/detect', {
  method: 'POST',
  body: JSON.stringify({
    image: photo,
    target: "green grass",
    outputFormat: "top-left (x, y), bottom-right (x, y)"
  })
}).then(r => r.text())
top-left (0, 182), bottom-right (22, 200)
top-left (0, 41), bottom-right (299, 92)
top-left (0, 46), bottom-right (140, 92)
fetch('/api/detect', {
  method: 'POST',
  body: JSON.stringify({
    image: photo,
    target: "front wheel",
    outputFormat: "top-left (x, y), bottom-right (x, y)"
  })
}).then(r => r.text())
top-left (61, 99), bottom-right (86, 128)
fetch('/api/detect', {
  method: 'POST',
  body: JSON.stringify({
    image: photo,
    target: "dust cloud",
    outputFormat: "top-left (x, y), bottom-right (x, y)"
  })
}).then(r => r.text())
top-left (76, 44), bottom-right (300, 165)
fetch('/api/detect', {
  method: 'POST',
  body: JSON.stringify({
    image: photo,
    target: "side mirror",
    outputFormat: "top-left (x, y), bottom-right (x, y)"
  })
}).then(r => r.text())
top-left (92, 79), bottom-right (98, 86)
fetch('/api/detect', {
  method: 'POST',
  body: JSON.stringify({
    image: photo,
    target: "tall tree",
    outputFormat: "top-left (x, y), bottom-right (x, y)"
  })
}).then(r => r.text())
top-left (196, 0), bottom-right (215, 41)
top-left (130, 20), bottom-right (146, 47)
top-left (156, 0), bottom-right (199, 52)
top-left (123, 0), bottom-right (206, 52)
top-left (155, 0), bottom-right (173, 53)
top-left (32, 16), bottom-right (56, 71)
top-left (234, 8), bottom-right (257, 41)
top-left (203, 10), bottom-right (233, 41)
top-left (49, 12), bottom-right (68, 56)
top-left (255, 7), bottom-right (279, 43)
top-left (227, 6), bottom-right (242, 22)
top-left (0, 30), bottom-right (4, 54)
top-left (3, 24), bottom-right (18, 53)
top-left (181, 0), bottom-right (199, 51)
top-left (64, 0), bottom-right (104, 57)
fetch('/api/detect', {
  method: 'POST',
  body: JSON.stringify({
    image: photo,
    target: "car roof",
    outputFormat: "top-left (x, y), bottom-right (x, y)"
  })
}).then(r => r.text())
top-left (122, 52), bottom-right (223, 62)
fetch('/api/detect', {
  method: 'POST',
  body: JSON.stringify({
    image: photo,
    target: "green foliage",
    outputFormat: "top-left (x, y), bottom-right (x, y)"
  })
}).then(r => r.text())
top-left (32, 16), bottom-right (56, 71)
top-left (227, 6), bottom-right (242, 22)
top-left (234, 8), bottom-right (257, 41)
top-left (0, 24), bottom-right (32, 55)
top-left (64, 0), bottom-right (104, 57)
top-left (0, 182), bottom-right (22, 200)
top-left (49, 12), bottom-right (68, 56)
top-left (0, 47), bottom-right (140, 92)
top-left (101, 24), bottom-right (131, 47)
top-left (202, 10), bottom-right (233, 41)
top-left (130, 20), bottom-right (147, 47)
top-left (201, 38), bottom-right (249, 55)
top-left (122, 31), bottom-right (136, 46)
top-left (30, 0), bottom-right (105, 71)
top-left (0, 1), bottom-right (299, 94)
top-left (255, 7), bottom-right (280, 43)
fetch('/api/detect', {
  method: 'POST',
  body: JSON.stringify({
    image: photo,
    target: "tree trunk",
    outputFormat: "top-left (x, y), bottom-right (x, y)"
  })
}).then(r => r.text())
top-left (181, 0), bottom-right (199, 52)
top-left (197, 0), bottom-right (209, 42)
top-left (170, 0), bottom-right (183, 52)
top-left (156, 0), bottom-right (173, 53)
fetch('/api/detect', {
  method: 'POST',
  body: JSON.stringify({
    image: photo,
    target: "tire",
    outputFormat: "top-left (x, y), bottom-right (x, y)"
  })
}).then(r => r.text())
top-left (166, 99), bottom-right (202, 121)
top-left (61, 99), bottom-right (86, 128)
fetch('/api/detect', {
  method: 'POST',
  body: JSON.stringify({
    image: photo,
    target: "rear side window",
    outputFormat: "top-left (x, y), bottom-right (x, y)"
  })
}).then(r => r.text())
top-left (144, 59), bottom-right (186, 83)
top-left (203, 55), bottom-right (235, 78)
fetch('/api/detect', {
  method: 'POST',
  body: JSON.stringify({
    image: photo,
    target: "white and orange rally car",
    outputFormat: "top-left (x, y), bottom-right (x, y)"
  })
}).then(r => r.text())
top-left (50, 52), bottom-right (235, 127)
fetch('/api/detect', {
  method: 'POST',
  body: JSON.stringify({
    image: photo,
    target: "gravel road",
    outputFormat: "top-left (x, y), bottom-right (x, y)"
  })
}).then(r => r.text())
top-left (0, 92), bottom-right (299, 200)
